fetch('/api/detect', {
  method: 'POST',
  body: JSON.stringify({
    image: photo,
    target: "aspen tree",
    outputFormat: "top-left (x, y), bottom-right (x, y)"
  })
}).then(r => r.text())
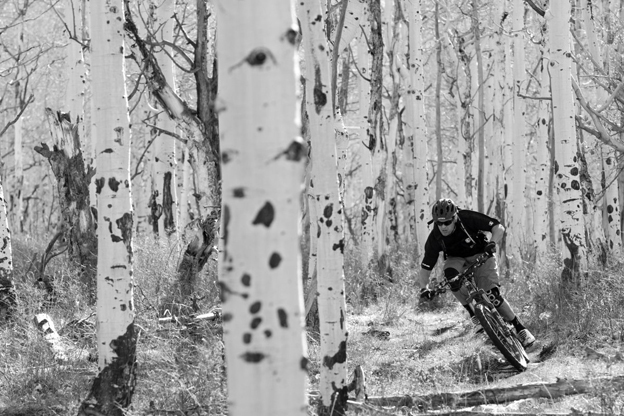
top-left (602, 150), bottom-right (623, 256)
top-left (381, 1), bottom-right (399, 250)
top-left (472, 0), bottom-right (486, 212)
top-left (124, 1), bottom-right (220, 306)
top-left (446, 32), bottom-right (467, 206)
top-left (10, 4), bottom-right (26, 232)
top-left (534, 56), bottom-right (551, 255)
top-left (367, 0), bottom-right (386, 264)
top-left (12, 99), bottom-right (23, 233)
top-left (296, 1), bottom-right (349, 413)
top-left (398, 0), bottom-right (428, 251)
top-left (149, 0), bottom-right (178, 237)
top-left (356, 1), bottom-right (374, 266)
top-left (216, 1), bottom-right (308, 414)
top-left (0, 180), bottom-right (15, 320)
top-left (507, 0), bottom-right (528, 262)
top-left (501, 0), bottom-right (515, 258)
top-left (65, 0), bottom-right (87, 154)
top-left (546, 0), bottom-right (587, 280)
top-left (580, 0), bottom-right (622, 258)
top-left (35, 110), bottom-right (97, 298)
top-left (482, 3), bottom-right (495, 213)
top-left (490, 0), bottom-right (509, 220)
top-left (78, 0), bottom-right (137, 413)
top-left (434, 1), bottom-right (443, 200)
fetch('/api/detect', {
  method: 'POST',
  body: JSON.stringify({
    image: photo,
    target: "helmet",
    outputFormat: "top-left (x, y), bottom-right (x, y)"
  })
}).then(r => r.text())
top-left (432, 198), bottom-right (458, 221)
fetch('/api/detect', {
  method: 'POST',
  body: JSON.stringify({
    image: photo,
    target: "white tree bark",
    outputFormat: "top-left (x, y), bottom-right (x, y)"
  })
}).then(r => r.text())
top-left (472, 0), bottom-right (486, 212)
top-left (216, 1), bottom-right (308, 414)
top-left (78, 0), bottom-right (137, 413)
top-left (177, 144), bottom-right (191, 228)
top-left (447, 25), bottom-right (467, 206)
top-left (501, 1), bottom-right (514, 259)
top-left (507, 0), bottom-right (528, 263)
top-left (579, 0), bottom-right (622, 259)
top-left (357, 2), bottom-right (374, 266)
top-left (547, 0), bottom-right (587, 278)
top-left (534, 56), bottom-right (551, 256)
top-left (490, 0), bottom-right (509, 221)
top-left (0, 179), bottom-right (15, 320)
top-left (296, 0), bottom-right (349, 412)
top-left (65, 0), bottom-right (87, 152)
top-left (602, 149), bottom-right (622, 257)
top-left (12, 113), bottom-right (23, 233)
top-left (399, 0), bottom-right (429, 252)
top-left (150, 0), bottom-right (178, 238)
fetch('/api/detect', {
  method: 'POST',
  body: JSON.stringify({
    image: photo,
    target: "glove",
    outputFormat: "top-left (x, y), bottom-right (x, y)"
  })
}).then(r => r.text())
top-left (419, 288), bottom-right (436, 300)
top-left (484, 241), bottom-right (497, 256)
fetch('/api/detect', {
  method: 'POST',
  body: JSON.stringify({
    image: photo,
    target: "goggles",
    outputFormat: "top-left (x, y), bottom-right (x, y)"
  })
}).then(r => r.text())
top-left (436, 218), bottom-right (454, 227)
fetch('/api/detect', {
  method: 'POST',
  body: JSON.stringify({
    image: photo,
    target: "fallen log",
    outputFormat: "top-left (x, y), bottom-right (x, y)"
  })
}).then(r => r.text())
top-left (364, 375), bottom-right (624, 410)
top-left (0, 405), bottom-right (68, 416)
top-left (157, 309), bottom-right (220, 324)
top-left (347, 399), bottom-right (608, 416)
top-left (33, 313), bottom-right (90, 362)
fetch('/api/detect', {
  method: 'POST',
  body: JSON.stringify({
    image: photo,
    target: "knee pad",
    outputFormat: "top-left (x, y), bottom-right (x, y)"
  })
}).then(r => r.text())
top-left (485, 287), bottom-right (504, 307)
top-left (444, 268), bottom-right (461, 292)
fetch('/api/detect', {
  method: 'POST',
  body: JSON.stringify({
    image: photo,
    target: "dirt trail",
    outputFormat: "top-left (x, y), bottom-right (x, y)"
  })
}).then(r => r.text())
top-left (346, 302), bottom-right (624, 415)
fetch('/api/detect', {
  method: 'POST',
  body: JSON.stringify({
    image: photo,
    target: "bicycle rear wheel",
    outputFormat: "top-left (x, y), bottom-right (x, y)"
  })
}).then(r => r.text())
top-left (475, 303), bottom-right (528, 372)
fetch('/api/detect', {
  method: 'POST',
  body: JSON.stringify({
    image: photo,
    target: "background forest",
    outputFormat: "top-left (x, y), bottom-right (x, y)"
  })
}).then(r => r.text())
top-left (1, 0), bottom-right (624, 415)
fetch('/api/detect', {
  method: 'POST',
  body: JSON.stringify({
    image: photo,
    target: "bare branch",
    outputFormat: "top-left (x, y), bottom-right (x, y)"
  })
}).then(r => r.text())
top-left (331, 0), bottom-right (349, 115)
top-left (524, 0), bottom-right (545, 17)
top-left (571, 77), bottom-right (624, 152)
top-left (0, 93), bottom-right (34, 137)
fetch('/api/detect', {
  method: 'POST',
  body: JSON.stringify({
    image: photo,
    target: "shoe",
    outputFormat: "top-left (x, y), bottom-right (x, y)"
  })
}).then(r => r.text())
top-left (517, 329), bottom-right (536, 348)
top-left (471, 316), bottom-right (484, 334)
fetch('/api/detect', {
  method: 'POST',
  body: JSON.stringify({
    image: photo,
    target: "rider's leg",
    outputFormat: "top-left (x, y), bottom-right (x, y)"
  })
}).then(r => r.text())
top-left (443, 259), bottom-right (482, 331)
top-left (474, 255), bottom-right (536, 347)
top-left (443, 258), bottom-right (470, 305)
top-left (475, 256), bottom-right (531, 331)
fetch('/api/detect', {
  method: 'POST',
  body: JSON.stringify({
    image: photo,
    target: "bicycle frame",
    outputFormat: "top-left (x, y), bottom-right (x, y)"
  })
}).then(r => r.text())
top-left (434, 253), bottom-right (509, 329)
top-left (431, 252), bottom-right (529, 371)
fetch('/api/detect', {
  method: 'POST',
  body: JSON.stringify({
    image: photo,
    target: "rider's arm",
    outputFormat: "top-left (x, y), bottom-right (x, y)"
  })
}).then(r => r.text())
top-left (490, 223), bottom-right (505, 245)
top-left (417, 268), bottom-right (432, 290)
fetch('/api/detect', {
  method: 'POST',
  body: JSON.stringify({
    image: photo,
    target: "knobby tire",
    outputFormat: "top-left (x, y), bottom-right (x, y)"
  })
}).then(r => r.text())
top-left (475, 303), bottom-right (528, 372)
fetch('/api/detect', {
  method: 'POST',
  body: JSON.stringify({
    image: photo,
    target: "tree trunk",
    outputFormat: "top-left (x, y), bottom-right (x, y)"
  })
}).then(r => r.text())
top-left (78, 1), bottom-right (137, 413)
top-left (216, 0), bottom-right (308, 414)
top-left (35, 109), bottom-right (97, 300)
top-left (356, 2), bottom-right (374, 267)
top-left (434, 1), bottom-right (443, 200)
top-left (491, 1), bottom-right (509, 225)
top-left (472, 0), bottom-right (485, 213)
top-left (297, 1), bottom-right (349, 413)
top-left (0, 180), bottom-right (16, 321)
top-left (547, 0), bottom-right (587, 281)
top-left (507, 0), bottom-right (528, 263)
top-left (397, 0), bottom-right (428, 253)
top-left (368, 0), bottom-right (387, 269)
top-left (149, 0), bottom-right (178, 238)
top-left (124, 1), bottom-right (220, 309)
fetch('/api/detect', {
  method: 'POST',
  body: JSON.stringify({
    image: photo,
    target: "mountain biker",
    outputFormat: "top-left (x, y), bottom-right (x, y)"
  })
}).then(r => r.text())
top-left (417, 198), bottom-right (536, 348)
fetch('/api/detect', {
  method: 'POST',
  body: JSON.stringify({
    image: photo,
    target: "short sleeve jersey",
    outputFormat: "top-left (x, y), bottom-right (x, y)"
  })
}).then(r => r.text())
top-left (420, 210), bottom-right (501, 271)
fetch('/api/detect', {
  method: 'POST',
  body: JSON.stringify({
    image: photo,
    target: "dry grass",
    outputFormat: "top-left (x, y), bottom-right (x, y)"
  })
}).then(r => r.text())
top-left (1, 238), bottom-right (624, 415)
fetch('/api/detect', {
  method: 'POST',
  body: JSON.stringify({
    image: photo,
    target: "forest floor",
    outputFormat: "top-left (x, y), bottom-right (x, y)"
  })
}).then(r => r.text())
top-left (1, 295), bottom-right (624, 415)
top-left (314, 297), bottom-right (624, 415)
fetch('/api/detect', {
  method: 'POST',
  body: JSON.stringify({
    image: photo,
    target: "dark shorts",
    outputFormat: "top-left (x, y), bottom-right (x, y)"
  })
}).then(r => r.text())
top-left (444, 254), bottom-right (499, 303)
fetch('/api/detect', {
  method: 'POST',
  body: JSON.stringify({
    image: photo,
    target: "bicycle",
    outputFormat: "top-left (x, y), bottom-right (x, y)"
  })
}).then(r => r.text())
top-left (431, 252), bottom-right (530, 372)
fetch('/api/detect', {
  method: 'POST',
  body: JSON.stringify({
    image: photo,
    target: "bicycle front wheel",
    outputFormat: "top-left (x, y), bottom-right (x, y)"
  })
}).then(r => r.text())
top-left (475, 303), bottom-right (528, 372)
